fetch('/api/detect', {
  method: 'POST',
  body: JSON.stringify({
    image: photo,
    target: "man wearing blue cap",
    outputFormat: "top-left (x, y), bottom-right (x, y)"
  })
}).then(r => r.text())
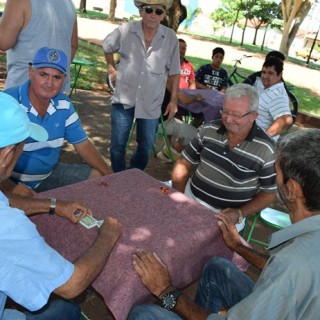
top-left (0, 92), bottom-right (122, 319)
top-left (2, 47), bottom-right (111, 196)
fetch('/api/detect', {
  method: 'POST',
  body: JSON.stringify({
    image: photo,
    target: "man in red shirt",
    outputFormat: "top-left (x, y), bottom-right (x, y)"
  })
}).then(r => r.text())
top-left (179, 38), bottom-right (196, 89)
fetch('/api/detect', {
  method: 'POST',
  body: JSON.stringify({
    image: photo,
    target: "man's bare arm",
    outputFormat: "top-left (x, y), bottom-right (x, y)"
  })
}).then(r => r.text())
top-left (132, 250), bottom-right (211, 320)
top-left (267, 115), bottom-right (293, 137)
top-left (220, 191), bottom-right (277, 225)
top-left (54, 217), bottom-right (122, 298)
top-left (215, 214), bottom-right (268, 271)
top-left (0, 0), bottom-right (28, 50)
top-left (74, 139), bottom-right (111, 176)
top-left (172, 158), bottom-right (192, 193)
top-left (70, 18), bottom-right (78, 61)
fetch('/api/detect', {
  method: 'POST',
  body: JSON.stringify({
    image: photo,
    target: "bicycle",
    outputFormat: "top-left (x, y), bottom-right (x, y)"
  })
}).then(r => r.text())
top-left (227, 54), bottom-right (252, 86)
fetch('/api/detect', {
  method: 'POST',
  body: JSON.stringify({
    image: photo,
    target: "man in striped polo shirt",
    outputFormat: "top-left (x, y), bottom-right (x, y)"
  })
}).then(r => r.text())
top-left (254, 57), bottom-right (293, 141)
top-left (172, 83), bottom-right (277, 230)
top-left (2, 47), bottom-right (111, 196)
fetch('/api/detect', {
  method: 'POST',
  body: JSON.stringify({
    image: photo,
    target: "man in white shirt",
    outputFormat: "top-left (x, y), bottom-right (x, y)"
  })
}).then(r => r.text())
top-left (254, 57), bottom-right (292, 140)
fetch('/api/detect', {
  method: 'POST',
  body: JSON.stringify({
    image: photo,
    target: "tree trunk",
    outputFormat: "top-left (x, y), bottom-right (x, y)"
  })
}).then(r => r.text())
top-left (253, 27), bottom-right (259, 45)
top-left (260, 24), bottom-right (268, 51)
top-left (240, 18), bottom-right (248, 47)
top-left (279, 0), bottom-right (313, 55)
top-left (230, 9), bottom-right (241, 44)
top-left (109, 0), bottom-right (117, 22)
top-left (79, 0), bottom-right (87, 13)
top-left (161, 0), bottom-right (187, 32)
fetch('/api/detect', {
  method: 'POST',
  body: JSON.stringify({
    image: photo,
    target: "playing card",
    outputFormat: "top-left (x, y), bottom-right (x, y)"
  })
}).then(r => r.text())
top-left (80, 215), bottom-right (99, 229)
top-left (96, 220), bottom-right (104, 228)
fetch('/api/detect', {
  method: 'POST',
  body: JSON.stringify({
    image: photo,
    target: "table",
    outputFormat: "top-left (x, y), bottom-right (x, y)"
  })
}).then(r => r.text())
top-left (69, 56), bottom-right (93, 104)
top-left (31, 169), bottom-right (248, 320)
top-left (179, 89), bottom-right (225, 123)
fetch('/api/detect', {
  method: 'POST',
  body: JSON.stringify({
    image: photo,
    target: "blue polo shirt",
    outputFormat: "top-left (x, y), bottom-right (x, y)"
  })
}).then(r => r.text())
top-left (5, 81), bottom-right (87, 189)
top-left (0, 192), bottom-right (74, 316)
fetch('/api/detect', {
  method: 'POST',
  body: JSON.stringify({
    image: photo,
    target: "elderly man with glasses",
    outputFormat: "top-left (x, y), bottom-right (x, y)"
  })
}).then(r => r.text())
top-left (172, 83), bottom-right (277, 230)
top-left (103, 0), bottom-right (180, 173)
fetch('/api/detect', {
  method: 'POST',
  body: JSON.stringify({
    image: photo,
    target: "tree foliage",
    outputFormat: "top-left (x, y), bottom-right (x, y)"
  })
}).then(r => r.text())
top-left (249, 0), bottom-right (282, 45)
top-left (162, 0), bottom-right (187, 31)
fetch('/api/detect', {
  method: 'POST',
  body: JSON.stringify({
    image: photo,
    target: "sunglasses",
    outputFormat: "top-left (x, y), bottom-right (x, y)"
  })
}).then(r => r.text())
top-left (142, 6), bottom-right (165, 15)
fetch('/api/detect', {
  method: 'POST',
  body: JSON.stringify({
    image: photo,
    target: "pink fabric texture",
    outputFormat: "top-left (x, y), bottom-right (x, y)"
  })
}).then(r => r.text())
top-left (179, 89), bottom-right (225, 123)
top-left (31, 169), bottom-right (248, 319)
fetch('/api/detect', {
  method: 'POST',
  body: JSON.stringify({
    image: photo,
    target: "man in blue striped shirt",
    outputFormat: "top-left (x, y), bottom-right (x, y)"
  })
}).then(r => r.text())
top-left (2, 47), bottom-right (111, 196)
top-left (172, 84), bottom-right (277, 229)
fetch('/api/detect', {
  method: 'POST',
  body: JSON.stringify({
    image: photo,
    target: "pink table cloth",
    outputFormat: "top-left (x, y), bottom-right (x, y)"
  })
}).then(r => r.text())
top-left (31, 169), bottom-right (247, 320)
top-left (179, 89), bottom-right (225, 123)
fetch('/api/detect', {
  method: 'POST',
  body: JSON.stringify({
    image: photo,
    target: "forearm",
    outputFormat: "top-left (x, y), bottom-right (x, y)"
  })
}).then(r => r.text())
top-left (75, 140), bottom-right (110, 175)
top-left (232, 243), bottom-right (268, 271)
top-left (70, 19), bottom-right (78, 61)
top-left (239, 192), bottom-right (276, 217)
top-left (55, 224), bottom-right (121, 298)
top-left (267, 115), bottom-right (293, 137)
top-left (105, 53), bottom-right (116, 71)
top-left (7, 194), bottom-right (52, 215)
top-left (171, 159), bottom-right (191, 192)
top-left (168, 74), bottom-right (180, 104)
top-left (196, 81), bottom-right (210, 90)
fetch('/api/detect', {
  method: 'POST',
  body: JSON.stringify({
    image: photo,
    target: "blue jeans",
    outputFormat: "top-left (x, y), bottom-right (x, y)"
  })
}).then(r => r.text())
top-left (24, 299), bottom-right (81, 320)
top-left (110, 104), bottom-right (159, 172)
top-left (34, 163), bottom-right (91, 192)
top-left (195, 257), bottom-right (254, 313)
top-left (127, 257), bottom-right (254, 319)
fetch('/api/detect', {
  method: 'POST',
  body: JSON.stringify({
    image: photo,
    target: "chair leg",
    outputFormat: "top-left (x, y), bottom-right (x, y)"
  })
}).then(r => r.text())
top-left (157, 114), bottom-right (176, 163)
top-left (243, 213), bottom-right (259, 243)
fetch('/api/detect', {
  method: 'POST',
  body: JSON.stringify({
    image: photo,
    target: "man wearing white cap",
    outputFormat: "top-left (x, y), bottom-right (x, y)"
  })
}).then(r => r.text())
top-left (1, 47), bottom-right (111, 196)
top-left (103, 0), bottom-right (181, 172)
top-left (0, 92), bottom-right (122, 319)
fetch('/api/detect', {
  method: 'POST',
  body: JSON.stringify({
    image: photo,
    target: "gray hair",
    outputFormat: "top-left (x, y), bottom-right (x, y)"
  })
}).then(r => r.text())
top-left (225, 83), bottom-right (259, 112)
top-left (276, 129), bottom-right (320, 211)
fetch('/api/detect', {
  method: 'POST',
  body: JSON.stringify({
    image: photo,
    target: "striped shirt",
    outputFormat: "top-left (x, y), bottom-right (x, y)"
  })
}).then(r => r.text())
top-left (5, 80), bottom-right (87, 189)
top-left (182, 120), bottom-right (276, 209)
top-left (254, 79), bottom-right (290, 140)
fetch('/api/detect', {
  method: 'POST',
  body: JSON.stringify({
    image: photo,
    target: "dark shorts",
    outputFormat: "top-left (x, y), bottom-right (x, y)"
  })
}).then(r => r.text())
top-left (35, 163), bottom-right (91, 192)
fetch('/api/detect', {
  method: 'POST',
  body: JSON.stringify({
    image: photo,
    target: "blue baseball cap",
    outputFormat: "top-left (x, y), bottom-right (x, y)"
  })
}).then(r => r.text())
top-left (30, 47), bottom-right (68, 74)
top-left (0, 93), bottom-right (48, 148)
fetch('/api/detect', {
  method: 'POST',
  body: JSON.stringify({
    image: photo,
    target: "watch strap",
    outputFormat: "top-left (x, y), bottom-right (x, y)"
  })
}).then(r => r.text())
top-left (49, 198), bottom-right (57, 215)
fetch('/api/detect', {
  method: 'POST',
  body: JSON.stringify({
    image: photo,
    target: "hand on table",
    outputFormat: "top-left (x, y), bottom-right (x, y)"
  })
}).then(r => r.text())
top-left (132, 250), bottom-right (172, 298)
top-left (99, 216), bottom-right (122, 240)
top-left (215, 213), bottom-right (242, 251)
top-left (55, 200), bottom-right (93, 223)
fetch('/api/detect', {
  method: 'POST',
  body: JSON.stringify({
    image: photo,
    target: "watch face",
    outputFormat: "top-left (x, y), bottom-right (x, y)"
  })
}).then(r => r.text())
top-left (162, 293), bottom-right (176, 311)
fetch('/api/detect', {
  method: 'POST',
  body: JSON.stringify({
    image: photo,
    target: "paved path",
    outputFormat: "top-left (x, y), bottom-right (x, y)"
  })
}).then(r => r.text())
top-left (77, 17), bottom-right (320, 96)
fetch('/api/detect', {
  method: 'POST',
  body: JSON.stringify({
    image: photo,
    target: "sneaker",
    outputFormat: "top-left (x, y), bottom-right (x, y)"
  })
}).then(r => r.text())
top-left (163, 145), bottom-right (181, 161)
top-left (156, 151), bottom-right (173, 163)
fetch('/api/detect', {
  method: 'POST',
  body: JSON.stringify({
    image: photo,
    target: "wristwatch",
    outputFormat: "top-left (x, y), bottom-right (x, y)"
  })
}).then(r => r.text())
top-left (49, 198), bottom-right (57, 215)
top-left (237, 208), bottom-right (244, 224)
top-left (162, 289), bottom-right (182, 311)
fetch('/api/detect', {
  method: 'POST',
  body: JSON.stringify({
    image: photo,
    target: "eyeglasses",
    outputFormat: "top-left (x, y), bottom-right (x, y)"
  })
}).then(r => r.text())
top-left (220, 109), bottom-right (253, 120)
top-left (142, 6), bottom-right (165, 15)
